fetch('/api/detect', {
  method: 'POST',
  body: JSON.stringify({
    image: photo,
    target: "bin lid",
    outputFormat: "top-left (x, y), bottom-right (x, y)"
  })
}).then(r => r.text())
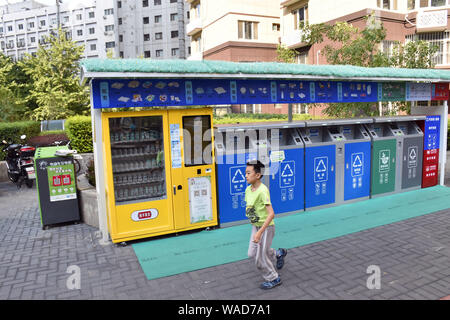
top-left (215, 121), bottom-right (306, 132)
top-left (305, 118), bottom-right (373, 127)
top-left (373, 115), bottom-right (426, 123)
top-left (35, 146), bottom-right (69, 160)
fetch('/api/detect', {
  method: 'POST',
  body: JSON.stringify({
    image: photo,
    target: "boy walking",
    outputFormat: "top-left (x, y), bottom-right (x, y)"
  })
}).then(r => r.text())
top-left (245, 160), bottom-right (287, 290)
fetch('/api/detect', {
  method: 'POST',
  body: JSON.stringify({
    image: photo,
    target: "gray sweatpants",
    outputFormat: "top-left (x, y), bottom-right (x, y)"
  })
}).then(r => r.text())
top-left (247, 225), bottom-right (278, 282)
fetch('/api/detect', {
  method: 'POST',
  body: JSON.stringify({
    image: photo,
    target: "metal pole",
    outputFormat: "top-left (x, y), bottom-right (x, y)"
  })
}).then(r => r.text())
top-left (89, 82), bottom-right (110, 245)
top-left (288, 103), bottom-right (293, 122)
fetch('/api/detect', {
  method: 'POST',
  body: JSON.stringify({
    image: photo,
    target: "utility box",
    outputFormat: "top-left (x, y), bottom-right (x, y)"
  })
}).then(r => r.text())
top-left (34, 146), bottom-right (80, 229)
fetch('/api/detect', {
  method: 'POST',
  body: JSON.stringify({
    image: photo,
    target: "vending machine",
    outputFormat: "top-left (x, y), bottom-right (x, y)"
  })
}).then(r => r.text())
top-left (102, 108), bottom-right (218, 243)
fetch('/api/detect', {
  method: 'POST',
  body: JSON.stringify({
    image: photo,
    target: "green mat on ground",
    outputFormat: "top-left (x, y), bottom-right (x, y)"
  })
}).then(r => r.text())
top-left (132, 186), bottom-right (450, 280)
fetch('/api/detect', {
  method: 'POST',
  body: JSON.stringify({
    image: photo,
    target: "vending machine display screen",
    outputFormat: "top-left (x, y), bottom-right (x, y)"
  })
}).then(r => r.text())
top-left (109, 116), bottom-right (167, 204)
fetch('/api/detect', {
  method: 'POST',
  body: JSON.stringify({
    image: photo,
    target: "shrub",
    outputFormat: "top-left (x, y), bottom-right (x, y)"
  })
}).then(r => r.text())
top-left (65, 116), bottom-right (93, 153)
top-left (0, 121), bottom-right (41, 160)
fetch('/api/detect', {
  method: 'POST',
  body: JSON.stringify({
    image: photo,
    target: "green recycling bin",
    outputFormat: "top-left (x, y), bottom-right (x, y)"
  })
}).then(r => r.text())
top-left (34, 146), bottom-right (81, 229)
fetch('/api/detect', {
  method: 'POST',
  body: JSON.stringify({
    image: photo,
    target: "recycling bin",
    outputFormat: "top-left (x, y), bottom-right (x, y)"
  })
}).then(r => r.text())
top-left (215, 124), bottom-right (260, 227)
top-left (420, 115), bottom-right (441, 188)
top-left (298, 120), bottom-right (337, 210)
top-left (365, 116), bottom-right (425, 197)
top-left (266, 122), bottom-right (305, 216)
top-left (34, 146), bottom-right (81, 229)
top-left (327, 119), bottom-right (372, 204)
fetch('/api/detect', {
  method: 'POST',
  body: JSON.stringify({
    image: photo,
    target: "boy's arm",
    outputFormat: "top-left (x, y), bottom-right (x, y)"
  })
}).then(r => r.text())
top-left (253, 204), bottom-right (275, 243)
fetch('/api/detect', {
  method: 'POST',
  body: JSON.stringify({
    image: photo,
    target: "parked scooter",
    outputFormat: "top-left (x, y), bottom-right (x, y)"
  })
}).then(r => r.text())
top-left (2, 135), bottom-right (36, 189)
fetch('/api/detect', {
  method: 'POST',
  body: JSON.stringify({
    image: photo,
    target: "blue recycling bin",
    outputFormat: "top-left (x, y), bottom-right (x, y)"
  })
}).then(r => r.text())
top-left (267, 122), bottom-right (305, 215)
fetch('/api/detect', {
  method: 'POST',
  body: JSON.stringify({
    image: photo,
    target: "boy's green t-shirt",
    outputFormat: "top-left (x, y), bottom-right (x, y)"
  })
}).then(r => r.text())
top-left (245, 183), bottom-right (274, 228)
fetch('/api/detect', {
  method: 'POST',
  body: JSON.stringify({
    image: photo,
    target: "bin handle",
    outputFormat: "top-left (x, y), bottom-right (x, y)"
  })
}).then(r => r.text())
top-left (173, 186), bottom-right (176, 195)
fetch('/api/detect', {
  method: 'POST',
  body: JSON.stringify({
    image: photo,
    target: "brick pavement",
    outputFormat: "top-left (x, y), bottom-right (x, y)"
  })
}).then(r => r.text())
top-left (0, 181), bottom-right (449, 300)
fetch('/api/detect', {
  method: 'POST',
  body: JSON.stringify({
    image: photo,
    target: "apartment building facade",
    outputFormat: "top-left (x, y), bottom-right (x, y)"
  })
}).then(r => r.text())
top-left (0, 0), bottom-right (189, 61)
top-left (185, 0), bottom-right (281, 62)
top-left (116, 0), bottom-right (189, 59)
top-left (281, 0), bottom-right (450, 68)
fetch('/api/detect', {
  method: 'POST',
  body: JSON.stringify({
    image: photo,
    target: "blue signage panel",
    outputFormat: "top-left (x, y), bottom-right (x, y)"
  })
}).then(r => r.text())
top-left (424, 115), bottom-right (441, 150)
top-left (304, 145), bottom-right (336, 209)
top-left (344, 141), bottom-right (371, 201)
top-left (216, 152), bottom-right (256, 225)
top-left (269, 148), bottom-right (304, 215)
top-left (91, 79), bottom-right (384, 109)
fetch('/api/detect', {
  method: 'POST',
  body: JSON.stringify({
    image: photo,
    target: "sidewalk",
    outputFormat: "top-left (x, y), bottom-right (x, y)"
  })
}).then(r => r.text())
top-left (0, 171), bottom-right (449, 300)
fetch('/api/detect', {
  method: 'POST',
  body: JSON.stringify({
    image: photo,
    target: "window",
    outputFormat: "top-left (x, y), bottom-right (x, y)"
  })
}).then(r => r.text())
top-left (76, 14), bottom-right (82, 20)
top-left (144, 50), bottom-right (151, 58)
top-left (272, 23), bottom-right (280, 32)
top-left (154, 0), bottom-right (161, 5)
top-left (407, 0), bottom-right (415, 9)
top-left (143, 17), bottom-right (149, 24)
top-left (18, 24), bottom-right (23, 30)
top-left (293, 5), bottom-right (308, 29)
top-left (155, 32), bottom-right (163, 40)
top-left (106, 41), bottom-right (115, 48)
top-left (89, 12), bottom-right (95, 18)
top-left (40, 20), bottom-right (46, 26)
top-left (170, 13), bottom-right (178, 21)
top-left (89, 27), bottom-right (95, 34)
top-left (117, 1), bottom-right (122, 8)
top-left (171, 48), bottom-right (179, 56)
top-left (155, 15), bottom-right (162, 23)
top-left (120, 51), bottom-right (124, 58)
top-left (377, 0), bottom-right (399, 9)
top-left (30, 37), bottom-right (35, 43)
top-left (119, 34), bottom-right (123, 42)
top-left (118, 18), bottom-right (123, 25)
top-left (155, 49), bottom-right (163, 57)
top-left (296, 51), bottom-right (308, 64)
top-left (144, 34), bottom-right (150, 41)
top-left (77, 29), bottom-right (83, 36)
top-left (143, 0), bottom-right (149, 7)
top-left (170, 0), bottom-right (177, 3)
top-left (171, 30), bottom-right (178, 38)
top-left (8, 26), bottom-right (13, 32)
top-left (104, 8), bottom-right (114, 15)
top-left (105, 25), bottom-right (114, 32)
top-left (28, 22), bottom-right (34, 29)
top-left (238, 21), bottom-right (258, 40)
top-left (90, 44), bottom-right (96, 51)
top-left (420, 0), bottom-right (447, 7)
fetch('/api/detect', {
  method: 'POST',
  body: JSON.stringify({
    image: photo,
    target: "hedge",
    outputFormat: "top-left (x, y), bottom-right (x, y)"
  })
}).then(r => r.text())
top-left (65, 116), bottom-right (93, 153)
top-left (0, 121), bottom-right (41, 161)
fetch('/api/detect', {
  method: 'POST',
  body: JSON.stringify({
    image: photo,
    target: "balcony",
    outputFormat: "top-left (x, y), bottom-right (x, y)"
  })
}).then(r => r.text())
top-left (416, 9), bottom-right (448, 33)
top-left (281, 29), bottom-right (308, 48)
top-left (186, 18), bottom-right (202, 36)
top-left (187, 52), bottom-right (202, 61)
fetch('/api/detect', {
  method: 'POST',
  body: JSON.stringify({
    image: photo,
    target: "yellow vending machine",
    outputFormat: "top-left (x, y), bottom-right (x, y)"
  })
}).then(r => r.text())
top-left (102, 108), bottom-right (218, 243)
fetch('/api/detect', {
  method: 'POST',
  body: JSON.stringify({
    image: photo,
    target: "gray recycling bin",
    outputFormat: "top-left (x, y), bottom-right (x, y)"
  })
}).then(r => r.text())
top-left (365, 116), bottom-right (425, 197)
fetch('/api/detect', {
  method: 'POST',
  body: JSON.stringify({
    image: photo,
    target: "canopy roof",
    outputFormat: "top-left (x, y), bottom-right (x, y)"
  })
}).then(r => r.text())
top-left (80, 58), bottom-right (450, 84)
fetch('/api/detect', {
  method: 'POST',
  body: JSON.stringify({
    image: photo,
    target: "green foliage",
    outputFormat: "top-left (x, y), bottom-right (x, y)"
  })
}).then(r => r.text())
top-left (0, 121), bottom-right (41, 160)
top-left (19, 29), bottom-right (90, 121)
top-left (65, 116), bottom-right (93, 153)
top-left (276, 44), bottom-right (298, 63)
top-left (214, 113), bottom-right (315, 124)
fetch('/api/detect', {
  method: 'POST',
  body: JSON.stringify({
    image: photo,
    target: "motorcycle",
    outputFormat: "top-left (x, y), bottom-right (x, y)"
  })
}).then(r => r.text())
top-left (2, 135), bottom-right (36, 189)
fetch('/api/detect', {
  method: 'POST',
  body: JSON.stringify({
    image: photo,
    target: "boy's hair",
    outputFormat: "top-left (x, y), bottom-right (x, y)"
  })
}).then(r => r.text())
top-left (246, 160), bottom-right (265, 177)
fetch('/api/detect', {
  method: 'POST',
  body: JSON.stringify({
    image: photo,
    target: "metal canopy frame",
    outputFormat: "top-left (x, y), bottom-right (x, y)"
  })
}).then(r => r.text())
top-left (82, 65), bottom-right (449, 245)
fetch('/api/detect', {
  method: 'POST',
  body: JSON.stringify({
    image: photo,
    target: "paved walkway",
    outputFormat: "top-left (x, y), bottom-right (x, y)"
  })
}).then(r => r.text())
top-left (0, 151), bottom-right (449, 300)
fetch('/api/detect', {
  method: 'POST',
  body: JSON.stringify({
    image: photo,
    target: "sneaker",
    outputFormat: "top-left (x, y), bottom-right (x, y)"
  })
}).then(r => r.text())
top-left (276, 248), bottom-right (287, 270)
top-left (260, 276), bottom-right (282, 290)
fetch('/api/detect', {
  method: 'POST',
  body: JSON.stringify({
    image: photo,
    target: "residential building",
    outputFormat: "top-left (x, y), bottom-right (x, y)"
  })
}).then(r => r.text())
top-left (116, 0), bottom-right (189, 59)
top-left (185, 0), bottom-right (281, 62)
top-left (0, 0), bottom-right (189, 61)
top-left (280, 0), bottom-right (450, 116)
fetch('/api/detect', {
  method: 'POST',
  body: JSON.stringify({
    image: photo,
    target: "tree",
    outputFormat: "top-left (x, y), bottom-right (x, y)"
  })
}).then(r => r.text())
top-left (0, 53), bottom-right (30, 122)
top-left (19, 29), bottom-right (90, 121)
top-left (280, 13), bottom-right (438, 117)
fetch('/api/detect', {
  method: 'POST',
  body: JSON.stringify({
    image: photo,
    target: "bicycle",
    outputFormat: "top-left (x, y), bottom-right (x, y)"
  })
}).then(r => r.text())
top-left (52, 140), bottom-right (83, 175)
